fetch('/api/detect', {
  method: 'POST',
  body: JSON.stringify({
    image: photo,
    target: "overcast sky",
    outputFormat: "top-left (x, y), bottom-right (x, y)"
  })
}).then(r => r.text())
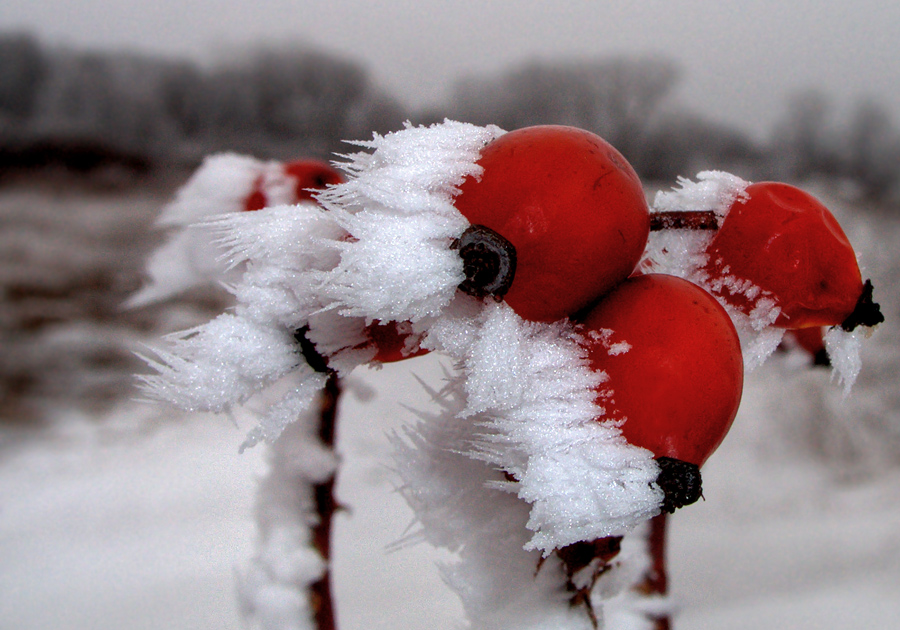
top-left (2, 0), bottom-right (899, 140)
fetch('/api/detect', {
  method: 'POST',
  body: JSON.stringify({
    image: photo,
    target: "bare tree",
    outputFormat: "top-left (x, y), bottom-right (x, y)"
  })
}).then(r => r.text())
top-left (450, 56), bottom-right (680, 164)
top-left (640, 110), bottom-right (763, 182)
top-left (770, 90), bottom-right (839, 181)
top-left (0, 32), bottom-right (46, 124)
top-left (844, 98), bottom-right (900, 202)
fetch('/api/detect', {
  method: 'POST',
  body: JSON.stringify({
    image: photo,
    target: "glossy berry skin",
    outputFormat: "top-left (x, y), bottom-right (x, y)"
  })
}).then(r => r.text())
top-left (580, 274), bottom-right (743, 467)
top-left (703, 182), bottom-right (863, 329)
top-left (453, 125), bottom-right (650, 322)
top-left (243, 160), bottom-right (344, 211)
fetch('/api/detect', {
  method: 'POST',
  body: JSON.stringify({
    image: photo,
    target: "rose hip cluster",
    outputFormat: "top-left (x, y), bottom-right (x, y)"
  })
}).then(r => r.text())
top-left (443, 125), bottom-right (877, 511)
top-left (245, 126), bottom-right (882, 512)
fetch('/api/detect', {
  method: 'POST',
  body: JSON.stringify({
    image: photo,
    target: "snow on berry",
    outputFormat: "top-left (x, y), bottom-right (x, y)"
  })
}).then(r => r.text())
top-left (423, 297), bottom-right (662, 551)
top-left (315, 120), bottom-right (506, 323)
top-left (132, 121), bottom-right (892, 630)
top-left (645, 172), bottom-right (784, 370)
top-left (127, 153), bottom-right (341, 307)
top-left (645, 172), bottom-right (881, 390)
top-left (652, 170), bottom-right (750, 218)
top-left (137, 120), bottom-right (665, 551)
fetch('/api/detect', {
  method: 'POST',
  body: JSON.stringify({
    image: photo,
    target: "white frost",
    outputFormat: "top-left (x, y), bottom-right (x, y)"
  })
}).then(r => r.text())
top-left (645, 172), bottom-right (782, 371)
top-left (824, 326), bottom-right (864, 397)
top-left (127, 153), bottom-right (297, 307)
top-left (316, 120), bottom-right (505, 322)
top-left (652, 170), bottom-right (750, 219)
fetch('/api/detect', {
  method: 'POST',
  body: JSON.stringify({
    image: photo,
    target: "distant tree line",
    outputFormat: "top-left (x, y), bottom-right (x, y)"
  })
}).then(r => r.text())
top-left (0, 32), bottom-right (406, 177)
top-left (2, 31), bottom-right (899, 203)
top-left (432, 57), bottom-right (900, 203)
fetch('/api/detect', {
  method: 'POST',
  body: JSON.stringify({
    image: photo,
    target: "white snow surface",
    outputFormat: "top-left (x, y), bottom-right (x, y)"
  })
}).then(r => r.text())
top-left (3, 349), bottom-right (900, 630)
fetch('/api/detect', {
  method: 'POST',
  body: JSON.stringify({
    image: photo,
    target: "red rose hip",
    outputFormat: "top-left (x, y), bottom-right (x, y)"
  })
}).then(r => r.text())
top-left (703, 182), bottom-right (865, 329)
top-left (453, 125), bottom-right (650, 322)
top-left (243, 159), bottom-right (344, 211)
top-left (580, 274), bottom-right (743, 468)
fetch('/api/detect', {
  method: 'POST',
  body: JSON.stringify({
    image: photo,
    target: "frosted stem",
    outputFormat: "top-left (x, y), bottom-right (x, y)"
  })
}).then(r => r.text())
top-left (634, 513), bottom-right (671, 630)
top-left (310, 372), bottom-right (341, 630)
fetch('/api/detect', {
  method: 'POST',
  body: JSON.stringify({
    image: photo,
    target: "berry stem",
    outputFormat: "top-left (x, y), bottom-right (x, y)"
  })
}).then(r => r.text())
top-left (292, 327), bottom-right (342, 630)
top-left (650, 210), bottom-right (719, 231)
top-left (554, 536), bottom-right (623, 628)
top-left (310, 372), bottom-right (341, 630)
top-left (633, 513), bottom-right (672, 630)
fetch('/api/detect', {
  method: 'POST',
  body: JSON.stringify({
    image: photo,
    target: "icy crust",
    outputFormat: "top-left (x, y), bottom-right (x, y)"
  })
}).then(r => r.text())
top-left (824, 326), bottom-right (864, 397)
top-left (137, 313), bottom-right (304, 413)
top-left (392, 386), bottom-right (661, 630)
top-left (653, 170), bottom-right (750, 219)
top-left (315, 120), bottom-right (506, 323)
top-left (424, 298), bottom-right (662, 551)
top-left (127, 154), bottom-right (298, 307)
top-left (138, 122), bottom-right (506, 444)
top-left (139, 200), bottom-right (365, 445)
top-left (156, 154), bottom-right (290, 227)
top-left (238, 397), bottom-right (338, 630)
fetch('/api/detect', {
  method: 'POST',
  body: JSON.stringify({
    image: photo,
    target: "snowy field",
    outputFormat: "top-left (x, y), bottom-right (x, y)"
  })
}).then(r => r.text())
top-left (1, 183), bottom-right (899, 629)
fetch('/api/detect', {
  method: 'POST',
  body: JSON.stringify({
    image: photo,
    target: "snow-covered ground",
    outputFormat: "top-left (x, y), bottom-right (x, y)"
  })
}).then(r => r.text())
top-left (1, 183), bottom-right (899, 629)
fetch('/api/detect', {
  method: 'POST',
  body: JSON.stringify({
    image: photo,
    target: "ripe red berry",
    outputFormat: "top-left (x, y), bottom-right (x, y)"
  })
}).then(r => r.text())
top-left (243, 160), bottom-right (344, 211)
top-left (453, 125), bottom-right (650, 322)
top-left (702, 182), bottom-right (863, 329)
top-left (283, 159), bottom-right (345, 203)
top-left (580, 274), bottom-right (743, 467)
top-left (243, 175), bottom-right (269, 212)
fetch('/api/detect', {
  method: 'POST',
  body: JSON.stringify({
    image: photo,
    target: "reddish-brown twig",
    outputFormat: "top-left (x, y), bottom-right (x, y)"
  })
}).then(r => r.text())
top-left (649, 210), bottom-right (718, 231)
top-left (309, 372), bottom-right (342, 630)
top-left (633, 513), bottom-right (671, 630)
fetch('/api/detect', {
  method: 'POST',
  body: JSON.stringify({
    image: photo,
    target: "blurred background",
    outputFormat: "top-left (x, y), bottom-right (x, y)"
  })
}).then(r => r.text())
top-left (1, 2), bottom-right (899, 629)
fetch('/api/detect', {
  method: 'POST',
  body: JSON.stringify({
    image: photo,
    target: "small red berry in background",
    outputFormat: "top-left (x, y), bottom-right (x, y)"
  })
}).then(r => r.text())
top-left (243, 175), bottom-right (269, 212)
top-left (703, 182), bottom-right (863, 329)
top-left (243, 160), bottom-right (344, 212)
top-left (580, 274), bottom-right (744, 468)
top-left (453, 125), bottom-right (650, 323)
top-left (284, 159), bottom-right (345, 203)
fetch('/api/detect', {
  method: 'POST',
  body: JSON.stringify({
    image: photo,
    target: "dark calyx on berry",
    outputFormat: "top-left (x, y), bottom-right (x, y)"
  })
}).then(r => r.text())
top-left (655, 456), bottom-right (703, 513)
top-left (841, 279), bottom-right (884, 332)
top-left (293, 326), bottom-right (332, 374)
top-left (455, 224), bottom-right (517, 300)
